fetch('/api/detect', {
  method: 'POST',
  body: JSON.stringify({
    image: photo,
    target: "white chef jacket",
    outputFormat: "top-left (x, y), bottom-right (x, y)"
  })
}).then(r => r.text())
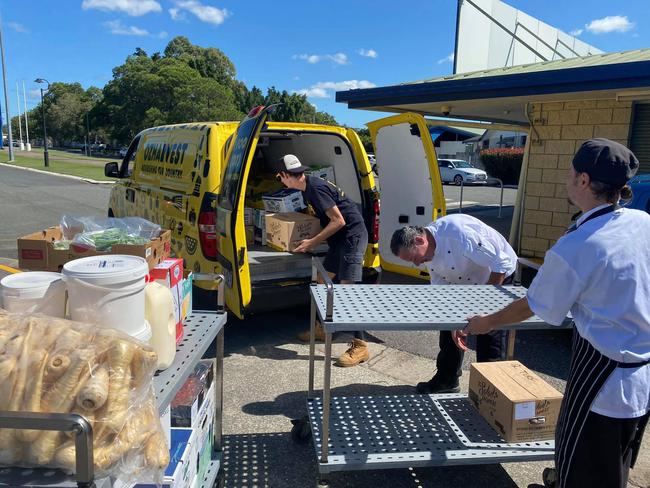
top-left (425, 214), bottom-right (518, 285)
top-left (527, 205), bottom-right (650, 418)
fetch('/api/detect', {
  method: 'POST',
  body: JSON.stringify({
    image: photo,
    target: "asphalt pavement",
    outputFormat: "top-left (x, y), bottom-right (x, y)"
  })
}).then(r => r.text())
top-left (0, 166), bottom-right (647, 488)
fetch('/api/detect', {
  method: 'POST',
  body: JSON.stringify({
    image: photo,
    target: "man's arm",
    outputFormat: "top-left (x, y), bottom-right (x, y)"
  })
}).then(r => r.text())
top-left (294, 205), bottom-right (345, 252)
top-left (452, 297), bottom-right (533, 350)
top-left (486, 271), bottom-right (506, 285)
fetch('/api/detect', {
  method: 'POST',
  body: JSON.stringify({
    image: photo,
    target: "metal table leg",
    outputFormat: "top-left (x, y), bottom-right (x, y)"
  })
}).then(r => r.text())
top-left (320, 332), bottom-right (332, 464)
top-left (308, 296), bottom-right (317, 399)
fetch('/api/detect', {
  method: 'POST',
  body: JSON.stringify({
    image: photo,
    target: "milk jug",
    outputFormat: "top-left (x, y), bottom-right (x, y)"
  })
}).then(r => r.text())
top-left (144, 281), bottom-right (176, 370)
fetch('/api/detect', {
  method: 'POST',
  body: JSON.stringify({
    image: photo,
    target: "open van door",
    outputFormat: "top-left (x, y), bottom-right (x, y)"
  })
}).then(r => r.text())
top-left (367, 113), bottom-right (446, 279)
top-left (216, 106), bottom-right (270, 318)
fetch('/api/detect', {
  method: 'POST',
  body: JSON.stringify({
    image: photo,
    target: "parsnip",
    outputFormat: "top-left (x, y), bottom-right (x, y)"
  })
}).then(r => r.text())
top-left (15, 348), bottom-right (48, 442)
top-left (25, 431), bottom-right (66, 466)
top-left (0, 356), bottom-right (17, 410)
top-left (144, 429), bottom-right (170, 469)
top-left (44, 353), bottom-right (71, 384)
top-left (42, 348), bottom-right (93, 413)
top-left (54, 329), bottom-right (83, 352)
top-left (76, 365), bottom-right (109, 411)
top-left (52, 440), bottom-right (76, 472)
top-left (100, 341), bottom-right (135, 434)
top-left (131, 347), bottom-right (158, 384)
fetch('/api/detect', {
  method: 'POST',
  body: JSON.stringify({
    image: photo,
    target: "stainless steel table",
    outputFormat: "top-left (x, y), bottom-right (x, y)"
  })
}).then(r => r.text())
top-left (0, 274), bottom-right (227, 488)
top-left (305, 259), bottom-right (565, 486)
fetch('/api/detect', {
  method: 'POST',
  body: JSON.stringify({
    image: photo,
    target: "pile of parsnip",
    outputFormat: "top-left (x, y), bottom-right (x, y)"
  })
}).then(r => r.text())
top-left (0, 310), bottom-right (169, 481)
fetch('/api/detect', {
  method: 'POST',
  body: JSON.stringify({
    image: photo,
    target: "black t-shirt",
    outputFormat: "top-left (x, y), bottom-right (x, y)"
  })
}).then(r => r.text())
top-left (302, 176), bottom-right (366, 245)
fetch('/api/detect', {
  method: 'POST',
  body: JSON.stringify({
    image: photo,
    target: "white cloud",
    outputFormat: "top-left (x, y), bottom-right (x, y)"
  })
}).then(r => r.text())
top-left (570, 28), bottom-right (583, 36)
top-left (103, 19), bottom-right (149, 36)
top-left (169, 8), bottom-right (185, 20)
top-left (358, 48), bottom-right (378, 58)
top-left (82, 0), bottom-right (161, 16)
top-left (7, 22), bottom-right (28, 33)
top-left (585, 15), bottom-right (634, 34)
top-left (173, 1), bottom-right (229, 25)
top-left (28, 89), bottom-right (41, 100)
top-left (437, 52), bottom-right (454, 64)
top-left (293, 52), bottom-right (349, 65)
top-left (295, 80), bottom-right (376, 98)
top-left (158, 31), bottom-right (168, 38)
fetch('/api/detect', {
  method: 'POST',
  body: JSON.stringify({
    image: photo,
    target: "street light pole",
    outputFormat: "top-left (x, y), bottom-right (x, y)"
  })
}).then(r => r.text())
top-left (34, 78), bottom-right (49, 167)
top-left (86, 112), bottom-right (91, 157)
top-left (0, 14), bottom-right (14, 161)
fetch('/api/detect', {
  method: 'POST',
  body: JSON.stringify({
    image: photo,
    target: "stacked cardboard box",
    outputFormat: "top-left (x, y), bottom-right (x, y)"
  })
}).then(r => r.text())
top-left (262, 189), bottom-right (306, 213)
top-left (265, 212), bottom-right (321, 252)
top-left (305, 164), bottom-right (335, 183)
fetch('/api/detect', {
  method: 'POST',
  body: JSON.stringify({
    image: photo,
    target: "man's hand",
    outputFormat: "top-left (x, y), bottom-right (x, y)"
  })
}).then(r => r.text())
top-left (294, 238), bottom-right (315, 253)
top-left (451, 314), bottom-right (494, 351)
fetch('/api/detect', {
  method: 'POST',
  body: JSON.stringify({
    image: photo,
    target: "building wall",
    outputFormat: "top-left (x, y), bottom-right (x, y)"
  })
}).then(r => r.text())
top-left (519, 99), bottom-right (632, 258)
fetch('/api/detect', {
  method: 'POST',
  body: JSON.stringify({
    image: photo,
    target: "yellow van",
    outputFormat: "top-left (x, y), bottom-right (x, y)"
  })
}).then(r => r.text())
top-left (106, 108), bottom-right (446, 318)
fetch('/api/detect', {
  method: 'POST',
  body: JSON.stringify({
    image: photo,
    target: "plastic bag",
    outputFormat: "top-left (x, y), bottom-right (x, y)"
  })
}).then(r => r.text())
top-left (60, 216), bottom-right (161, 251)
top-left (0, 310), bottom-right (168, 485)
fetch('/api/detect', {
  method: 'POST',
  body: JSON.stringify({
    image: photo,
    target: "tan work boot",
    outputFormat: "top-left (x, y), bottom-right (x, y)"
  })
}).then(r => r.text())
top-left (297, 321), bottom-right (326, 342)
top-left (335, 339), bottom-right (370, 367)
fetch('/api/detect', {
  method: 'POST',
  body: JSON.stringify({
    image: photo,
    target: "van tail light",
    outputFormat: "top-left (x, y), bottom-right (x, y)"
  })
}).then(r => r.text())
top-left (372, 198), bottom-right (380, 243)
top-left (198, 210), bottom-right (218, 260)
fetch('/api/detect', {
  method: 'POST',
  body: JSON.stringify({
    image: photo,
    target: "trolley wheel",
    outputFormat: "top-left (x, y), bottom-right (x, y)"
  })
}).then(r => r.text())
top-left (317, 476), bottom-right (330, 488)
top-left (290, 415), bottom-right (312, 444)
top-left (542, 467), bottom-right (556, 487)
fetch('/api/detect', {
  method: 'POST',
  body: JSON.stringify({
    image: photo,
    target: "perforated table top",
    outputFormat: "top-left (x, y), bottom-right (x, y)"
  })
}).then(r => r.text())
top-left (308, 394), bottom-right (554, 473)
top-left (311, 284), bottom-right (562, 332)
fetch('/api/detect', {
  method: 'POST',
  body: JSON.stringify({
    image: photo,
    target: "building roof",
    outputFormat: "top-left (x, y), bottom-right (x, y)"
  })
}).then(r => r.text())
top-left (337, 49), bottom-right (650, 124)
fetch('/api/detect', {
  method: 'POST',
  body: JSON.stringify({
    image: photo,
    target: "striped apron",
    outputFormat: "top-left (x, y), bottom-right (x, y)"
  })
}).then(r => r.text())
top-left (555, 204), bottom-right (650, 487)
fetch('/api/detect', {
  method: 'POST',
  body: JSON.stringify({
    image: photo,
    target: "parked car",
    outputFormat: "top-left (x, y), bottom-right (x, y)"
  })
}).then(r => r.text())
top-left (627, 174), bottom-right (650, 213)
top-left (119, 147), bottom-right (128, 158)
top-left (437, 159), bottom-right (488, 185)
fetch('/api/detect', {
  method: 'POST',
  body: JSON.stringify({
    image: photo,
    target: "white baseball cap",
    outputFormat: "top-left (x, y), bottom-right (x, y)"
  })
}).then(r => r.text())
top-left (280, 154), bottom-right (309, 173)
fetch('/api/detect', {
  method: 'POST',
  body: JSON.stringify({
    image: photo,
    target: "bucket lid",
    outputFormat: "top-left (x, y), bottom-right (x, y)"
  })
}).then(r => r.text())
top-left (1, 272), bottom-right (63, 298)
top-left (62, 255), bottom-right (149, 285)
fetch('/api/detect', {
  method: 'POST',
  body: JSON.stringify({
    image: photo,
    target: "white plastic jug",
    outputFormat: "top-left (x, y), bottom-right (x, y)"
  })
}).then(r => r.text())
top-left (144, 281), bottom-right (176, 370)
top-left (62, 255), bottom-right (149, 337)
top-left (0, 272), bottom-right (66, 317)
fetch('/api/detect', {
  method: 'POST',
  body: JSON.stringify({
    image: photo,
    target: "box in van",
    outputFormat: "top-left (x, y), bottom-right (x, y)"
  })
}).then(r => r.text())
top-left (262, 188), bottom-right (306, 213)
top-left (265, 212), bottom-right (321, 252)
top-left (106, 108), bottom-right (446, 318)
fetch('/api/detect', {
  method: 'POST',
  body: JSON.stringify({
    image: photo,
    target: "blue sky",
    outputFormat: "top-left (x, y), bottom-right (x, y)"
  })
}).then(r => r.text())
top-left (1, 0), bottom-right (649, 129)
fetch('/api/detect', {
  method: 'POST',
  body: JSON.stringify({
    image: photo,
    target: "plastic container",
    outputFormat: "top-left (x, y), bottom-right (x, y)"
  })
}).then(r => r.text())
top-left (144, 281), bottom-right (176, 370)
top-left (133, 319), bottom-right (152, 344)
top-left (62, 255), bottom-right (149, 337)
top-left (0, 271), bottom-right (66, 317)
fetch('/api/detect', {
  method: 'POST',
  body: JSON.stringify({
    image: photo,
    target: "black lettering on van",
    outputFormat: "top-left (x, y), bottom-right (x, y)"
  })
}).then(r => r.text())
top-left (165, 144), bottom-right (172, 163)
top-left (170, 144), bottom-right (178, 164)
top-left (179, 143), bottom-right (189, 165)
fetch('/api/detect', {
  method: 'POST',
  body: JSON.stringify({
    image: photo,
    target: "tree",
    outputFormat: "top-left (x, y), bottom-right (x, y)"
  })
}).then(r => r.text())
top-left (355, 128), bottom-right (373, 153)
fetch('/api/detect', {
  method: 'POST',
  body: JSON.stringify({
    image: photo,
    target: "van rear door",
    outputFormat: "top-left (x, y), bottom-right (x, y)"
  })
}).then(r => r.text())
top-left (216, 107), bottom-right (269, 318)
top-left (367, 113), bottom-right (446, 279)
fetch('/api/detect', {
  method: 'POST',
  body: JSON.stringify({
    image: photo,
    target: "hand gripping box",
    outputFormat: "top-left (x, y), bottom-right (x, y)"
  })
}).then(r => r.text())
top-left (468, 361), bottom-right (563, 443)
top-left (265, 212), bottom-right (321, 252)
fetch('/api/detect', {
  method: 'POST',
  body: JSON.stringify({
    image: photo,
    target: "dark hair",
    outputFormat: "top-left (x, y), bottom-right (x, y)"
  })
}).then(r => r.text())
top-left (589, 181), bottom-right (633, 204)
top-left (390, 226), bottom-right (425, 256)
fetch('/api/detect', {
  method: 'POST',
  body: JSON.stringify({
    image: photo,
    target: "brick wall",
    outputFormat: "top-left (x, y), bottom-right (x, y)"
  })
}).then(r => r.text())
top-left (520, 99), bottom-right (632, 257)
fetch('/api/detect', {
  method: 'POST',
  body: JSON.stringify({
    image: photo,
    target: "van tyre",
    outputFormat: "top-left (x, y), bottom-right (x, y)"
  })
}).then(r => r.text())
top-left (454, 174), bottom-right (463, 186)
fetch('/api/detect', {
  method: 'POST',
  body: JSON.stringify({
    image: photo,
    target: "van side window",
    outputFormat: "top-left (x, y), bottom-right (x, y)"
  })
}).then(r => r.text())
top-left (220, 117), bottom-right (259, 210)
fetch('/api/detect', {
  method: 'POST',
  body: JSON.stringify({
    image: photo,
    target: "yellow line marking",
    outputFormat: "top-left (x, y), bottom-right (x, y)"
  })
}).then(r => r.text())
top-left (0, 264), bottom-right (21, 274)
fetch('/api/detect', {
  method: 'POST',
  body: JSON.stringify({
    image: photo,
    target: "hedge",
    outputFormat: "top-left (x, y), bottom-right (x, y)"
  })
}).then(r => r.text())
top-left (479, 148), bottom-right (524, 185)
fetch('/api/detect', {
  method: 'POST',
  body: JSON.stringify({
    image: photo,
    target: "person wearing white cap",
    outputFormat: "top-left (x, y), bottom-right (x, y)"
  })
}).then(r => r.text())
top-left (277, 154), bottom-right (370, 367)
top-left (459, 139), bottom-right (650, 488)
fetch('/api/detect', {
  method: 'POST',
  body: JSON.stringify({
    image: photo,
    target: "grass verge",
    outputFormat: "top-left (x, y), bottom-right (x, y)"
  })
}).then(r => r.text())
top-left (0, 154), bottom-right (114, 181)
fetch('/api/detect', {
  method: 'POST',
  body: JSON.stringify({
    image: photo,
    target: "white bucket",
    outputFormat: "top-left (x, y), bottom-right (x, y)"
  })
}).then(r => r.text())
top-left (0, 272), bottom-right (66, 317)
top-left (133, 320), bottom-right (152, 344)
top-left (62, 255), bottom-right (149, 337)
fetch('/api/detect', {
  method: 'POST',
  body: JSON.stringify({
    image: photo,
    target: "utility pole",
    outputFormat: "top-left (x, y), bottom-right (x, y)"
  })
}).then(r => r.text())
top-left (16, 82), bottom-right (23, 150)
top-left (22, 81), bottom-right (30, 151)
top-left (0, 12), bottom-right (14, 161)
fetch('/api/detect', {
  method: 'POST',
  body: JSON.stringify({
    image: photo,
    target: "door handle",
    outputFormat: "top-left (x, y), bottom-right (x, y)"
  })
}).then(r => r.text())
top-left (237, 247), bottom-right (245, 267)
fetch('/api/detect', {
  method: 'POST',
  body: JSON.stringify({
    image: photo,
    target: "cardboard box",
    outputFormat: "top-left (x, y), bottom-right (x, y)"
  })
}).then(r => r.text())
top-left (245, 225), bottom-right (255, 246)
top-left (171, 360), bottom-right (214, 429)
top-left (150, 258), bottom-right (186, 343)
top-left (469, 361), bottom-right (563, 443)
top-left (244, 206), bottom-right (255, 226)
top-left (262, 189), bottom-right (306, 213)
top-left (128, 428), bottom-right (195, 488)
top-left (265, 212), bottom-right (321, 252)
top-left (18, 227), bottom-right (171, 272)
top-left (181, 270), bottom-right (193, 326)
top-left (254, 209), bottom-right (267, 245)
top-left (305, 164), bottom-right (336, 183)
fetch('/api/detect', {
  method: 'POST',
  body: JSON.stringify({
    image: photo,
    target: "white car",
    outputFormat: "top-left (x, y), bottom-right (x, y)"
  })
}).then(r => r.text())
top-left (437, 159), bottom-right (488, 185)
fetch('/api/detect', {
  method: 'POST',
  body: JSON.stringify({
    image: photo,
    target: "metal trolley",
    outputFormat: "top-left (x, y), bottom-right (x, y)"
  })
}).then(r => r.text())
top-left (301, 259), bottom-right (565, 487)
top-left (0, 274), bottom-right (227, 488)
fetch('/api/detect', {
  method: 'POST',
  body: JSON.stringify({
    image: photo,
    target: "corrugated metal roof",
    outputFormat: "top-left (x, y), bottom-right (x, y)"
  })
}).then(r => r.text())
top-left (404, 49), bottom-right (650, 86)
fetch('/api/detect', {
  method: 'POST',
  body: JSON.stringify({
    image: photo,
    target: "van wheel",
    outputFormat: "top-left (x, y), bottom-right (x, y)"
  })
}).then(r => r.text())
top-left (108, 209), bottom-right (115, 217)
top-left (453, 174), bottom-right (463, 186)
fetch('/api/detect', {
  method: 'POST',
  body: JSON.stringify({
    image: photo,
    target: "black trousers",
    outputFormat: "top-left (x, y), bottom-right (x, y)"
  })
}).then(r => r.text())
top-left (436, 329), bottom-right (507, 381)
top-left (563, 410), bottom-right (648, 488)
